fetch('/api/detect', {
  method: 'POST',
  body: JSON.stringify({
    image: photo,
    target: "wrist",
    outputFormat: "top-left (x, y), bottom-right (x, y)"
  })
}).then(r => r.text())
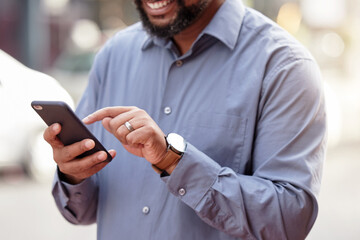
top-left (152, 133), bottom-right (187, 175)
top-left (163, 159), bottom-right (180, 175)
top-left (57, 168), bottom-right (84, 185)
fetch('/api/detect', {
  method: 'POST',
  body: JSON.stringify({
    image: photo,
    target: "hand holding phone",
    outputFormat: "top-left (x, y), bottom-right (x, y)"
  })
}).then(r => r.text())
top-left (31, 100), bottom-right (113, 162)
top-left (31, 101), bottom-right (114, 184)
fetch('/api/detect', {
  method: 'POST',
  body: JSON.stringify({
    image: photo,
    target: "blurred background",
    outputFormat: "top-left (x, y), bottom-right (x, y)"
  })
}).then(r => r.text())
top-left (0, 0), bottom-right (359, 239)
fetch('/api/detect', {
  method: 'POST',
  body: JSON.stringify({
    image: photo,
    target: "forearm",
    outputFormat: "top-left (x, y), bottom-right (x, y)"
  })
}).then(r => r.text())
top-left (52, 168), bottom-right (98, 225)
top-left (198, 168), bottom-right (317, 240)
top-left (162, 144), bottom-right (319, 239)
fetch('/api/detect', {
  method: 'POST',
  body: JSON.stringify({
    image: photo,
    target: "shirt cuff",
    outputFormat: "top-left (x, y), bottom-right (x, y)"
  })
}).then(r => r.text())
top-left (162, 143), bottom-right (221, 209)
top-left (52, 168), bottom-right (97, 208)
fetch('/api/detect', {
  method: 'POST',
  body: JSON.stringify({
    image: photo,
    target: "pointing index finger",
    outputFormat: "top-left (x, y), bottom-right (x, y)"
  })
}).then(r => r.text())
top-left (83, 106), bottom-right (135, 124)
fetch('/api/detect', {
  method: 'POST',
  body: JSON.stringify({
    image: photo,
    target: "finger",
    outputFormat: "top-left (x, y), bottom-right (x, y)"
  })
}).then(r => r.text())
top-left (43, 123), bottom-right (63, 148)
top-left (84, 151), bottom-right (116, 177)
top-left (83, 106), bottom-right (136, 124)
top-left (101, 117), bottom-right (131, 144)
top-left (55, 139), bottom-right (95, 163)
top-left (101, 117), bottom-right (113, 133)
top-left (111, 116), bottom-right (146, 144)
top-left (125, 125), bottom-right (151, 146)
top-left (87, 161), bottom-right (109, 177)
top-left (125, 123), bottom-right (166, 149)
top-left (108, 149), bottom-right (117, 159)
top-left (106, 109), bottom-right (137, 132)
top-left (115, 123), bottom-right (133, 144)
top-left (59, 151), bottom-right (110, 178)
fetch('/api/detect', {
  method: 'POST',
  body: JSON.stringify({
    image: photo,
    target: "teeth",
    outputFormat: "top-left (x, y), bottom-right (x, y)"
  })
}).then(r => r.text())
top-left (147, 0), bottom-right (173, 10)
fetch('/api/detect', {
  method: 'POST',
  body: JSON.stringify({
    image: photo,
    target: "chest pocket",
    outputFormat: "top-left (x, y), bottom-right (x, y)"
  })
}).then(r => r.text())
top-left (184, 112), bottom-right (247, 172)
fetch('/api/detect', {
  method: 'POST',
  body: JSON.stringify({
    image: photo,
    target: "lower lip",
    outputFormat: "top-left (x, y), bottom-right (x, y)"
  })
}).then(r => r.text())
top-left (143, 0), bottom-right (176, 16)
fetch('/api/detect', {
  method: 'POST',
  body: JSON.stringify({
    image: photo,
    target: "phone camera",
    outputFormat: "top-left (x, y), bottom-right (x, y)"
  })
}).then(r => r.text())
top-left (33, 105), bottom-right (43, 110)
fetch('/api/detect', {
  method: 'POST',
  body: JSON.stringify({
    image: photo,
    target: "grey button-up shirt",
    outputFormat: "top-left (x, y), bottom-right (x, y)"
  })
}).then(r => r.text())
top-left (52, 0), bottom-right (327, 239)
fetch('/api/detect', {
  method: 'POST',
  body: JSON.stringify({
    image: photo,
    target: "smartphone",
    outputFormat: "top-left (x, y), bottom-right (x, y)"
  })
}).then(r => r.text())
top-left (31, 100), bottom-right (112, 162)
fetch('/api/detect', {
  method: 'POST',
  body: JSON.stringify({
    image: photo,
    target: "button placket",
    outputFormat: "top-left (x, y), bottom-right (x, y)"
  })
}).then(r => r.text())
top-left (159, 57), bottom-right (185, 122)
top-left (175, 60), bottom-right (183, 67)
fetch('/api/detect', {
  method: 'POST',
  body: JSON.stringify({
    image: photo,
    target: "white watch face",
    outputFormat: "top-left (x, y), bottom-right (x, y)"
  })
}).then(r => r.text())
top-left (167, 133), bottom-right (187, 153)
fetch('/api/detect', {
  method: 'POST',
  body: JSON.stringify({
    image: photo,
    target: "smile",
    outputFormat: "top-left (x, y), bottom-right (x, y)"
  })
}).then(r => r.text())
top-left (146, 0), bottom-right (175, 10)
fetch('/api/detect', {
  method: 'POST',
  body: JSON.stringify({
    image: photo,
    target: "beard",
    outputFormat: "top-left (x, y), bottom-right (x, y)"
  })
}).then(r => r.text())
top-left (135, 0), bottom-right (209, 38)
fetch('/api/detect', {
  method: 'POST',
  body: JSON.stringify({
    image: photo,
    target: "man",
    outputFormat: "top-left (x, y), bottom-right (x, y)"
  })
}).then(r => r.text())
top-left (45, 0), bottom-right (327, 239)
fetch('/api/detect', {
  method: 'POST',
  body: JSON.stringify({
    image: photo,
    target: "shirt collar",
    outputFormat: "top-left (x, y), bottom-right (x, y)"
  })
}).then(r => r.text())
top-left (201, 0), bottom-right (245, 50)
top-left (142, 0), bottom-right (245, 51)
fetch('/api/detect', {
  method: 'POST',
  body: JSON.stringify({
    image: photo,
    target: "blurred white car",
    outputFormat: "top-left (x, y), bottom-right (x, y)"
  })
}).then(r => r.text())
top-left (0, 50), bottom-right (74, 181)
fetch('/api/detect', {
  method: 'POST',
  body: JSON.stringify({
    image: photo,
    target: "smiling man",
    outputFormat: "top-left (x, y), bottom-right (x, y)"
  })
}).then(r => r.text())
top-left (46, 0), bottom-right (327, 239)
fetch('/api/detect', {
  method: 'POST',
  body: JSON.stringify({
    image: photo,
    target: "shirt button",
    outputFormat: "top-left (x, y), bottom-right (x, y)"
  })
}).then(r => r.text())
top-left (142, 206), bottom-right (150, 215)
top-left (176, 60), bottom-right (183, 67)
top-left (178, 188), bottom-right (186, 196)
top-left (164, 106), bottom-right (172, 115)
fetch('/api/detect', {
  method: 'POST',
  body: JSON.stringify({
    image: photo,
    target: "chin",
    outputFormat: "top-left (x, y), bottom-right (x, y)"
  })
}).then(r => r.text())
top-left (148, 15), bottom-right (177, 28)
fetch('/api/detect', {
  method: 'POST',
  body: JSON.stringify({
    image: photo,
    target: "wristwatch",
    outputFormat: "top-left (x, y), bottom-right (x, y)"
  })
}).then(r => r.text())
top-left (152, 133), bottom-right (187, 175)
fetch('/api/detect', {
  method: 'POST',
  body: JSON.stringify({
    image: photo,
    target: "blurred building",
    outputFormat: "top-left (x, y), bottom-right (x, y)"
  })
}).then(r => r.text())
top-left (0, 0), bottom-right (138, 71)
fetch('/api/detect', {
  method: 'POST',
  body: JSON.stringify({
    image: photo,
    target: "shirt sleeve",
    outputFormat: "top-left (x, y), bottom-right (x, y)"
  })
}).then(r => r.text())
top-left (162, 58), bottom-right (327, 240)
top-left (52, 168), bottom-right (99, 225)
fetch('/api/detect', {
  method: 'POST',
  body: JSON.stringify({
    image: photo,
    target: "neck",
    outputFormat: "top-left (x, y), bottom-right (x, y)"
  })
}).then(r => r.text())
top-left (172, 0), bottom-right (224, 55)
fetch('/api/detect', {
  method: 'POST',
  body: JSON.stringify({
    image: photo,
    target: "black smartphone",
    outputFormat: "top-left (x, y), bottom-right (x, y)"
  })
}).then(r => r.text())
top-left (31, 100), bottom-right (112, 162)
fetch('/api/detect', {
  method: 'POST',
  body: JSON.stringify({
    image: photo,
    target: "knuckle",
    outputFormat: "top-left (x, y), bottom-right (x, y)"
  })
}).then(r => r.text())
top-left (144, 125), bottom-right (156, 134)
top-left (43, 128), bottom-right (51, 142)
top-left (137, 108), bottom-right (146, 115)
top-left (116, 128), bottom-right (124, 139)
top-left (149, 124), bottom-right (156, 132)
top-left (53, 150), bottom-right (62, 163)
top-left (63, 148), bottom-right (74, 160)
top-left (92, 155), bottom-right (102, 165)
top-left (109, 118), bottom-right (117, 130)
top-left (138, 116), bottom-right (147, 123)
top-left (126, 135), bottom-right (134, 145)
top-left (80, 141), bottom-right (89, 152)
top-left (131, 107), bottom-right (143, 115)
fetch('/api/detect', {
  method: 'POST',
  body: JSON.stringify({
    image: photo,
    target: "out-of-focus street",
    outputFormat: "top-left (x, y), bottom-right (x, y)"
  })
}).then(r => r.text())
top-left (0, 141), bottom-right (359, 240)
top-left (308, 142), bottom-right (360, 240)
top-left (0, 173), bottom-right (96, 240)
